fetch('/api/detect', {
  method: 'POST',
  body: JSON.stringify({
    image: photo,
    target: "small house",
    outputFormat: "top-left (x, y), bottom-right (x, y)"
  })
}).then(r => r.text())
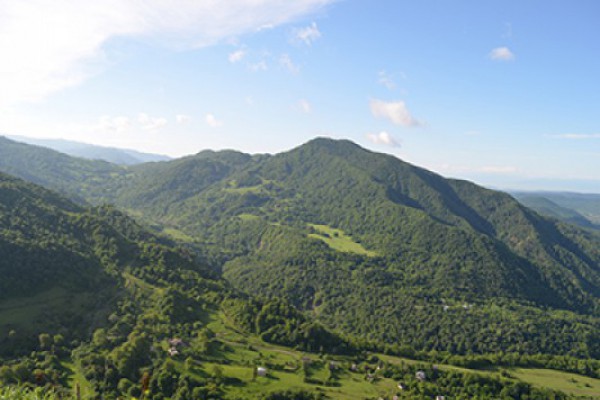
top-left (415, 370), bottom-right (426, 381)
top-left (256, 366), bottom-right (267, 377)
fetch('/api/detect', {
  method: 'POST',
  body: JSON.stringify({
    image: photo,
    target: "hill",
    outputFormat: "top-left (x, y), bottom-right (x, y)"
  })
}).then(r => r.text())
top-left (1, 157), bottom-right (599, 398)
top-left (7, 135), bottom-right (171, 165)
top-left (0, 136), bottom-right (129, 203)
top-left (0, 137), bottom-right (599, 359)
top-left (0, 172), bottom-right (360, 398)
top-left (0, 171), bottom-right (219, 356)
top-left (514, 191), bottom-right (600, 229)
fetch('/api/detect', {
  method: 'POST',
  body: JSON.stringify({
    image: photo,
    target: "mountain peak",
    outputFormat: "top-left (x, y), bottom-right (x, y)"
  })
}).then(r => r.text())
top-left (300, 137), bottom-right (367, 153)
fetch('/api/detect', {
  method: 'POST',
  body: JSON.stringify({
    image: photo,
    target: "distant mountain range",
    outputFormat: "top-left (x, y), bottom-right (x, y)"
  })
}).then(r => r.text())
top-left (7, 135), bottom-right (171, 165)
top-left (513, 191), bottom-right (600, 230)
top-left (0, 136), bottom-right (598, 359)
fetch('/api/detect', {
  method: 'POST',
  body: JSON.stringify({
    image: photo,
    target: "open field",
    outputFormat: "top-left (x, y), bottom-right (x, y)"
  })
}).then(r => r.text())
top-left (308, 224), bottom-right (377, 257)
top-left (513, 368), bottom-right (600, 397)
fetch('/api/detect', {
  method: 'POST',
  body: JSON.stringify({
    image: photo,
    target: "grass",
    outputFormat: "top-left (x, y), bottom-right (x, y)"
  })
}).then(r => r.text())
top-left (238, 213), bottom-right (261, 221)
top-left (0, 287), bottom-right (68, 328)
top-left (123, 272), bottom-right (165, 296)
top-left (0, 287), bottom-right (103, 334)
top-left (224, 185), bottom-right (263, 194)
top-left (308, 224), bottom-right (377, 257)
top-left (200, 314), bottom-right (600, 399)
top-left (162, 227), bottom-right (195, 242)
top-left (513, 368), bottom-right (600, 398)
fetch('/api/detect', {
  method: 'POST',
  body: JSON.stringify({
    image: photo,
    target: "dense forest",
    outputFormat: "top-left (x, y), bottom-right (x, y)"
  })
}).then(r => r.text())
top-left (0, 137), bottom-right (599, 398)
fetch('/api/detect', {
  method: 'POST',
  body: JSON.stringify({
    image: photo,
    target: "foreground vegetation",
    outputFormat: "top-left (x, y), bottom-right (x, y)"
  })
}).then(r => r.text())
top-left (4, 306), bottom-right (600, 399)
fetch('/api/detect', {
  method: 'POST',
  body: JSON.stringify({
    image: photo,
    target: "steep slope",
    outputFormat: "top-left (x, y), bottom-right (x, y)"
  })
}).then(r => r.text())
top-left (0, 171), bottom-right (220, 356)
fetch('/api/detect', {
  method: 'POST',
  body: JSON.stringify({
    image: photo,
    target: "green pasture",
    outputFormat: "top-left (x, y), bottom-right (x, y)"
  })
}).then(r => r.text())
top-left (308, 224), bottom-right (377, 257)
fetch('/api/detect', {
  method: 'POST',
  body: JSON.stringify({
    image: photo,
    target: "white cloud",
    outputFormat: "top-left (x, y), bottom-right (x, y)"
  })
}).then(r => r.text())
top-left (176, 114), bottom-right (191, 124)
top-left (0, 0), bottom-right (333, 107)
top-left (298, 99), bottom-right (312, 113)
top-left (98, 115), bottom-right (131, 133)
top-left (249, 61), bottom-right (268, 72)
top-left (293, 22), bottom-right (321, 45)
top-left (553, 133), bottom-right (600, 139)
top-left (138, 113), bottom-right (167, 131)
top-left (378, 70), bottom-right (395, 90)
top-left (205, 113), bottom-right (223, 128)
top-left (489, 47), bottom-right (515, 61)
top-left (280, 54), bottom-right (300, 74)
top-left (369, 99), bottom-right (420, 127)
top-left (228, 49), bottom-right (246, 63)
top-left (366, 131), bottom-right (400, 147)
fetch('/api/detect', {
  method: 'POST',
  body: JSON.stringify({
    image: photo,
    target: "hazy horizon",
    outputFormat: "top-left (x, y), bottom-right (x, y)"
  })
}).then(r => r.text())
top-left (5, 133), bottom-right (600, 194)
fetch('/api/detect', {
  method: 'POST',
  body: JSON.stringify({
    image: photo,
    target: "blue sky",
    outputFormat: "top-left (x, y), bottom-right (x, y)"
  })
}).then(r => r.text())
top-left (1, 1), bottom-right (599, 192)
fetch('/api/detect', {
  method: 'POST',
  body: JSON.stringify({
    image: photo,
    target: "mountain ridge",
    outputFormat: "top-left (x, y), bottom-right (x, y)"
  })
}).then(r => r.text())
top-left (6, 135), bottom-right (171, 165)
top-left (0, 136), bottom-right (598, 358)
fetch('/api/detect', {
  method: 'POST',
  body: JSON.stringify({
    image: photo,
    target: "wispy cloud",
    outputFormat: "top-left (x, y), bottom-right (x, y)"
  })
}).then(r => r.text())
top-left (228, 49), bottom-right (246, 63)
top-left (553, 133), bottom-right (600, 139)
top-left (369, 99), bottom-right (420, 127)
top-left (280, 54), bottom-right (300, 74)
top-left (489, 47), bottom-right (515, 61)
top-left (298, 99), bottom-right (312, 113)
top-left (366, 131), bottom-right (400, 147)
top-left (176, 114), bottom-right (191, 124)
top-left (98, 116), bottom-right (131, 133)
top-left (293, 22), bottom-right (321, 45)
top-left (205, 113), bottom-right (223, 128)
top-left (249, 61), bottom-right (268, 72)
top-left (0, 0), bottom-right (333, 107)
top-left (138, 113), bottom-right (167, 131)
top-left (378, 70), bottom-right (395, 90)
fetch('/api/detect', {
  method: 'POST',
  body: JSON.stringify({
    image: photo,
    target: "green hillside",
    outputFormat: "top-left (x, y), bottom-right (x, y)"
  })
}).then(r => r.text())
top-left (0, 136), bottom-right (129, 203)
top-left (74, 137), bottom-right (599, 357)
top-left (1, 138), bottom-right (599, 360)
top-left (0, 172), bottom-right (356, 398)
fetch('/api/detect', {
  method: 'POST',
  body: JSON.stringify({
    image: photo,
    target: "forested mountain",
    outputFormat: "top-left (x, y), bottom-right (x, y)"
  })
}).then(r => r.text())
top-left (1, 137), bottom-right (599, 359)
top-left (0, 172), bottom-right (353, 398)
top-left (0, 171), bottom-right (216, 353)
top-left (8, 135), bottom-right (171, 165)
top-left (2, 172), bottom-right (596, 399)
top-left (0, 136), bottom-right (128, 203)
top-left (514, 191), bottom-right (600, 229)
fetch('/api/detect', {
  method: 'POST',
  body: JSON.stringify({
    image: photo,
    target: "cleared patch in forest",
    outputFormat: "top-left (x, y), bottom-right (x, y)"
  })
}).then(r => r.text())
top-left (308, 224), bottom-right (377, 257)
